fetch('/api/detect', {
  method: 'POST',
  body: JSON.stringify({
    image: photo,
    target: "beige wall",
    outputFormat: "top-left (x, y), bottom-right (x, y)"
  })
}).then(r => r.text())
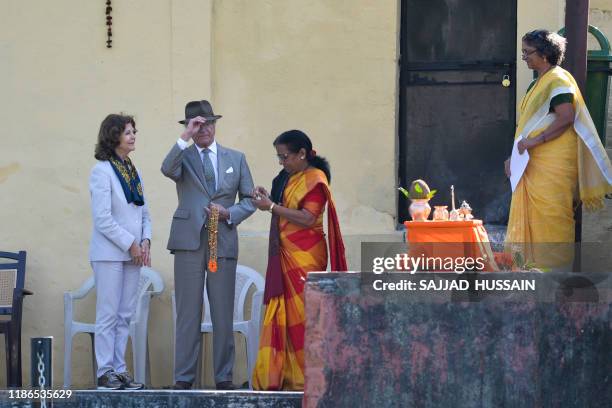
top-left (211, 0), bottom-right (399, 236)
top-left (1, 0), bottom-right (610, 389)
top-left (0, 0), bottom-right (399, 388)
top-left (0, 0), bottom-right (217, 388)
top-left (516, 0), bottom-right (565, 100)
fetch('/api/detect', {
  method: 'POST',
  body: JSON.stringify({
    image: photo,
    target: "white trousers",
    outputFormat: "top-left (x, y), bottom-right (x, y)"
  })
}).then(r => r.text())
top-left (91, 261), bottom-right (141, 378)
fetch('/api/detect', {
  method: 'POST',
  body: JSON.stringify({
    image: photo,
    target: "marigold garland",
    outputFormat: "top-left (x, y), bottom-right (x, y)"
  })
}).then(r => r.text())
top-left (207, 206), bottom-right (219, 272)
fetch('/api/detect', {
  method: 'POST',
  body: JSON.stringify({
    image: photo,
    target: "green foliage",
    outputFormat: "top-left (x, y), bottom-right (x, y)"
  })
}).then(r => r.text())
top-left (511, 251), bottom-right (549, 272)
top-left (398, 187), bottom-right (436, 200)
top-left (399, 179), bottom-right (436, 199)
top-left (512, 252), bottom-right (524, 268)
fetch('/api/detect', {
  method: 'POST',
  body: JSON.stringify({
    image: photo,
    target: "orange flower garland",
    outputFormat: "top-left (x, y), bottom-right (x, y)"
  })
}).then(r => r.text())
top-left (207, 206), bottom-right (219, 272)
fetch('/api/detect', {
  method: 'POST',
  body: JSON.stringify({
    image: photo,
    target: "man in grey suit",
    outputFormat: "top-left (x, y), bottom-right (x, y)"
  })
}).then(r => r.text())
top-left (161, 100), bottom-right (255, 390)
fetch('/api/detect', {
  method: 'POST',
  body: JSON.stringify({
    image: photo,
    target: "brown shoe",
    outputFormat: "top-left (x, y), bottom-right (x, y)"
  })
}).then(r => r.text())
top-left (97, 370), bottom-right (123, 390)
top-left (169, 381), bottom-right (192, 390)
top-left (116, 371), bottom-right (144, 390)
top-left (215, 381), bottom-right (237, 390)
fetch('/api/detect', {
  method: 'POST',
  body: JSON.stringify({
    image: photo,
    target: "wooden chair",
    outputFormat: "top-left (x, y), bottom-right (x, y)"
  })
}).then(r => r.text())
top-left (0, 251), bottom-right (32, 387)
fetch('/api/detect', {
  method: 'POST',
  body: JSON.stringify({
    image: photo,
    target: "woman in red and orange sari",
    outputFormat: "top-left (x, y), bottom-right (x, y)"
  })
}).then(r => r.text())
top-left (251, 129), bottom-right (348, 390)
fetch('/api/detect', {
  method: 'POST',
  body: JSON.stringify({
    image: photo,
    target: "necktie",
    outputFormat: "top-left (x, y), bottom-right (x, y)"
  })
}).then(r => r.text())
top-left (202, 148), bottom-right (216, 193)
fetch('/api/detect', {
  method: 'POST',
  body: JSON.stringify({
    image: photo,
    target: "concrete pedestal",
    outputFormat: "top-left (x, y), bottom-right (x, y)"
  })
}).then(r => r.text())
top-left (304, 272), bottom-right (611, 408)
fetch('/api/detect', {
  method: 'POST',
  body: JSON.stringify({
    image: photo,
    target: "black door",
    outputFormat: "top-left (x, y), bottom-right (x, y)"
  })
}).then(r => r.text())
top-left (399, 0), bottom-right (517, 225)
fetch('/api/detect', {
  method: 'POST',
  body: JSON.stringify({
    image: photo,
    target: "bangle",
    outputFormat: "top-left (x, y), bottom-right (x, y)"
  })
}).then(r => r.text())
top-left (269, 203), bottom-right (275, 213)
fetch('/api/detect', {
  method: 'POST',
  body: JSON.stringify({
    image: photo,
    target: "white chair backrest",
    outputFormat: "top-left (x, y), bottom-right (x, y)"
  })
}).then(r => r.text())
top-left (132, 267), bottom-right (164, 322)
top-left (69, 268), bottom-right (162, 306)
top-left (137, 267), bottom-right (164, 297)
top-left (203, 265), bottom-right (264, 323)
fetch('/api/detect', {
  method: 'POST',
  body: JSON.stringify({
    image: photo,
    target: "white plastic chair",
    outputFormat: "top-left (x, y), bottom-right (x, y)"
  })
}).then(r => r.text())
top-left (171, 264), bottom-right (264, 388)
top-left (63, 267), bottom-right (164, 387)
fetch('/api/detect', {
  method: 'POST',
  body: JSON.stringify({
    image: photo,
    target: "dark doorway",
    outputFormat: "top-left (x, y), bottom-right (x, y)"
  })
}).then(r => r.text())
top-left (399, 0), bottom-right (517, 225)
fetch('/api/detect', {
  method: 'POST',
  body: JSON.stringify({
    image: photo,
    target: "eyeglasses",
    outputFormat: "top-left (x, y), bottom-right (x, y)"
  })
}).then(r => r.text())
top-left (276, 153), bottom-right (292, 162)
top-left (521, 48), bottom-right (538, 58)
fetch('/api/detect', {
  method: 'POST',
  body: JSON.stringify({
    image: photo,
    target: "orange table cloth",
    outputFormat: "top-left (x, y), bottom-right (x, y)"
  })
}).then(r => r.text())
top-left (404, 220), bottom-right (498, 272)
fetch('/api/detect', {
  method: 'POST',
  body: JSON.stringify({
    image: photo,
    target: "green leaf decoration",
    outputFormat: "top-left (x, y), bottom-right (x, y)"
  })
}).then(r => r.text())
top-left (524, 262), bottom-right (536, 270)
top-left (414, 184), bottom-right (423, 194)
top-left (513, 252), bottom-right (524, 268)
top-left (427, 189), bottom-right (437, 199)
top-left (398, 187), bottom-right (410, 198)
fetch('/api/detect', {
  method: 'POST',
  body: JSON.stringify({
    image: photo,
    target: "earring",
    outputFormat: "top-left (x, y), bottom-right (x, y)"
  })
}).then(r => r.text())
top-left (300, 156), bottom-right (305, 160)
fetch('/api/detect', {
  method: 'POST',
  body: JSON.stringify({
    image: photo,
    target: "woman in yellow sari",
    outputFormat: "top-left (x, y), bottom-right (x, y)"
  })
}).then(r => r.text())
top-left (251, 129), bottom-right (348, 390)
top-left (505, 30), bottom-right (612, 269)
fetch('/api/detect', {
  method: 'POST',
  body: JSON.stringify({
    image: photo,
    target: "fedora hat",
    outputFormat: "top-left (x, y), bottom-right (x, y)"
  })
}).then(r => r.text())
top-left (178, 100), bottom-right (223, 124)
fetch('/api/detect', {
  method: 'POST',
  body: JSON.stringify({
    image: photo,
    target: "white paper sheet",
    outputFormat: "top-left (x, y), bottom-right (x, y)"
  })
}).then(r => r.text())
top-left (509, 136), bottom-right (530, 192)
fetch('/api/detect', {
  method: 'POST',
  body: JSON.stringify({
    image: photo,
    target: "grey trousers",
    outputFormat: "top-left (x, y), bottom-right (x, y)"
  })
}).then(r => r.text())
top-left (173, 227), bottom-right (236, 385)
top-left (92, 261), bottom-right (141, 378)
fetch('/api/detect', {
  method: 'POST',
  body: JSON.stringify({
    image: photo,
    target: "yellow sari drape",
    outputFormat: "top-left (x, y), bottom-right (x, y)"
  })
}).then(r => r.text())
top-left (252, 168), bottom-right (346, 390)
top-left (506, 67), bottom-right (612, 269)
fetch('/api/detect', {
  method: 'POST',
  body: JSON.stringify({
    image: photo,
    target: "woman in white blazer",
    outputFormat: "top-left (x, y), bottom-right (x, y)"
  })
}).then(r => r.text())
top-left (89, 114), bottom-right (151, 390)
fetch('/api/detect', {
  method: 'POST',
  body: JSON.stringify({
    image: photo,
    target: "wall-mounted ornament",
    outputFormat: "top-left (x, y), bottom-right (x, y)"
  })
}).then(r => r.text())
top-left (105, 0), bottom-right (113, 48)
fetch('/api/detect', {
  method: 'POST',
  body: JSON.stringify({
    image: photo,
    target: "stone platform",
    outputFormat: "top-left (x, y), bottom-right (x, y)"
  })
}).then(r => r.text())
top-left (0, 390), bottom-right (303, 407)
top-left (304, 272), bottom-right (612, 408)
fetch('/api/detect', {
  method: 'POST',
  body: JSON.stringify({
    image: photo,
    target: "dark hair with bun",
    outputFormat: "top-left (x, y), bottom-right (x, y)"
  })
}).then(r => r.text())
top-left (273, 129), bottom-right (331, 182)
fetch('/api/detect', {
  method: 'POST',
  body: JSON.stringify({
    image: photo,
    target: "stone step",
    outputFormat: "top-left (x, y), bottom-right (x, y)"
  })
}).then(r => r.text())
top-left (0, 390), bottom-right (303, 408)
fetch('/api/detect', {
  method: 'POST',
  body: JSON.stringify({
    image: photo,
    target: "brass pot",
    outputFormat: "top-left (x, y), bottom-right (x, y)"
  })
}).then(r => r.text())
top-left (409, 199), bottom-right (431, 221)
top-left (433, 205), bottom-right (449, 221)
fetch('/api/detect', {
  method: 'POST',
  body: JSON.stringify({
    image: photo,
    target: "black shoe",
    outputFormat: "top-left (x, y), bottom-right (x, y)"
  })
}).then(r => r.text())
top-left (216, 381), bottom-right (237, 390)
top-left (166, 381), bottom-right (192, 390)
top-left (117, 371), bottom-right (144, 390)
top-left (97, 370), bottom-right (123, 390)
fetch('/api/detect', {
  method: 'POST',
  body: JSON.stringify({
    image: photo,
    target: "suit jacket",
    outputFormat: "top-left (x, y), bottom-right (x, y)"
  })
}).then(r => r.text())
top-left (161, 142), bottom-right (255, 257)
top-left (89, 161), bottom-right (152, 262)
